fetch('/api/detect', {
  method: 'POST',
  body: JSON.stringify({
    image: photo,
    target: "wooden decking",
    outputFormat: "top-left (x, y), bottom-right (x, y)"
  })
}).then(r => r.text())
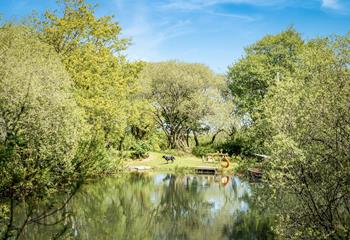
top-left (248, 168), bottom-right (263, 181)
top-left (194, 166), bottom-right (218, 175)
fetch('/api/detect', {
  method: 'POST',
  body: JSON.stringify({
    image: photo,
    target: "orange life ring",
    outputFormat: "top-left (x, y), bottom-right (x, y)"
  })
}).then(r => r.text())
top-left (221, 176), bottom-right (230, 187)
top-left (220, 157), bottom-right (230, 168)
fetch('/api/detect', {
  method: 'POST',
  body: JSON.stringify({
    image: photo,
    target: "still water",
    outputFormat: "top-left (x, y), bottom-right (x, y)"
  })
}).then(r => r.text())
top-left (12, 173), bottom-right (274, 240)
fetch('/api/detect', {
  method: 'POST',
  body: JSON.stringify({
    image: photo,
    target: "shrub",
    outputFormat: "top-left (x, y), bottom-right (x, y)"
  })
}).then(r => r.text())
top-left (192, 145), bottom-right (216, 157)
top-left (0, 26), bottom-right (85, 197)
top-left (214, 132), bottom-right (254, 156)
top-left (130, 142), bottom-right (150, 159)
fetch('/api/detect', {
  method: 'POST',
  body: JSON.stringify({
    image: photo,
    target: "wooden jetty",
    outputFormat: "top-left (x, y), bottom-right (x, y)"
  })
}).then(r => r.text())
top-left (194, 166), bottom-right (218, 175)
top-left (248, 168), bottom-right (263, 180)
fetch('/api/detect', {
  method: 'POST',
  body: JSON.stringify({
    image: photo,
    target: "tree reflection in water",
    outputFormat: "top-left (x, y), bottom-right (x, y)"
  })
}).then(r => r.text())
top-left (3, 173), bottom-right (275, 240)
top-left (0, 182), bottom-right (82, 240)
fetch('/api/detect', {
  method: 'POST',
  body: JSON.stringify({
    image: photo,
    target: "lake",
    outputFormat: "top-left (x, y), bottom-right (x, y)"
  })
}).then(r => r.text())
top-left (10, 173), bottom-right (274, 240)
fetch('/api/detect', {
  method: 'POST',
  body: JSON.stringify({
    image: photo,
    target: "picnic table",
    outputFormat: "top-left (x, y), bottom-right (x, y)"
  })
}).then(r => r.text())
top-left (202, 152), bottom-right (231, 169)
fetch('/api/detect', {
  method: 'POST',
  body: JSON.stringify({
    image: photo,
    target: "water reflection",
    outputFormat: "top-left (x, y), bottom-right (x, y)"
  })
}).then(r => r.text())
top-left (3, 173), bottom-right (274, 240)
top-left (0, 183), bottom-right (81, 240)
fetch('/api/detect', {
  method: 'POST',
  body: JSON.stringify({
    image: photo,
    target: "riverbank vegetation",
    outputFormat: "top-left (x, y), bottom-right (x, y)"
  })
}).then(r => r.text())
top-left (1, 0), bottom-right (349, 239)
top-left (227, 28), bottom-right (350, 239)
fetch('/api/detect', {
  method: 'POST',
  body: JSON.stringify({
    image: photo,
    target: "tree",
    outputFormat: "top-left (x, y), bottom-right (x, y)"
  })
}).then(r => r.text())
top-left (227, 28), bottom-right (350, 238)
top-left (227, 28), bottom-right (304, 152)
top-left (37, 0), bottom-right (144, 166)
top-left (265, 36), bottom-right (350, 239)
top-left (0, 25), bottom-right (85, 198)
top-left (200, 87), bottom-right (239, 144)
top-left (227, 27), bottom-right (304, 116)
top-left (140, 61), bottom-right (223, 149)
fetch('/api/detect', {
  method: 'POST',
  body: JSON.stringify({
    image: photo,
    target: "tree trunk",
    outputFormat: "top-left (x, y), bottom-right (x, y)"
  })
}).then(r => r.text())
top-left (186, 130), bottom-right (190, 147)
top-left (167, 133), bottom-right (177, 149)
top-left (118, 136), bottom-right (125, 151)
top-left (167, 130), bottom-right (188, 149)
top-left (210, 129), bottom-right (223, 144)
top-left (193, 132), bottom-right (199, 147)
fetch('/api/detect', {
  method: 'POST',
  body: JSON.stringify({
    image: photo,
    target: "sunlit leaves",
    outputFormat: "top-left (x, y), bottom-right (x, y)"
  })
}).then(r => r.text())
top-left (38, 0), bottom-right (144, 158)
top-left (0, 26), bottom-right (85, 196)
top-left (140, 61), bottom-right (226, 148)
top-left (265, 36), bottom-right (350, 239)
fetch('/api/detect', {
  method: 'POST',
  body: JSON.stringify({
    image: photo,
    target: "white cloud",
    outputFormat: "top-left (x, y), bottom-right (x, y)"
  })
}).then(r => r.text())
top-left (204, 10), bottom-right (257, 21)
top-left (321, 0), bottom-right (342, 10)
top-left (161, 0), bottom-right (286, 11)
top-left (160, 0), bottom-right (261, 21)
top-left (116, 1), bottom-right (193, 61)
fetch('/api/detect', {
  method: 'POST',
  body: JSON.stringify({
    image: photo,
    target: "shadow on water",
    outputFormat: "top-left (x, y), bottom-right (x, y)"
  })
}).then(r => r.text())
top-left (1, 173), bottom-right (275, 240)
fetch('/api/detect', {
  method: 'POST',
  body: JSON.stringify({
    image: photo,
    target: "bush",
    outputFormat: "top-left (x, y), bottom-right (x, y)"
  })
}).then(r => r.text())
top-left (130, 142), bottom-right (150, 159)
top-left (192, 145), bottom-right (216, 157)
top-left (214, 132), bottom-right (253, 156)
top-left (233, 156), bottom-right (260, 174)
top-left (163, 149), bottom-right (188, 157)
top-left (0, 26), bottom-right (85, 197)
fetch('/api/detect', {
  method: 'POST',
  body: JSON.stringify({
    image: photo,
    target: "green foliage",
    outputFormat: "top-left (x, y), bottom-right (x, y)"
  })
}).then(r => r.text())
top-left (214, 135), bottom-right (247, 156)
top-left (233, 156), bottom-right (260, 175)
top-left (191, 145), bottom-right (216, 157)
top-left (3, 2), bottom-right (349, 239)
top-left (0, 2), bottom-right (150, 234)
top-left (264, 36), bottom-right (350, 239)
top-left (0, 0), bottom-right (147, 201)
top-left (228, 28), bottom-right (350, 239)
top-left (0, 25), bottom-right (85, 197)
top-left (130, 141), bottom-right (151, 159)
top-left (228, 27), bottom-right (303, 116)
top-left (37, 0), bottom-right (145, 166)
top-left (227, 27), bottom-right (304, 152)
top-left (140, 61), bottom-right (227, 149)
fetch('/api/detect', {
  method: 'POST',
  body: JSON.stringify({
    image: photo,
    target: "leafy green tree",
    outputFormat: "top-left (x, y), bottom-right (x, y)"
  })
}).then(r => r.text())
top-left (117, 97), bottom-right (156, 151)
top-left (37, 0), bottom-right (144, 170)
top-left (227, 28), bottom-right (304, 152)
top-left (265, 37), bottom-right (350, 239)
top-left (228, 27), bottom-right (303, 115)
top-left (0, 25), bottom-right (85, 198)
top-left (228, 28), bottom-right (350, 238)
top-left (140, 61), bottom-right (224, 149)
top-left (201, 87), bottom-right (239, 144)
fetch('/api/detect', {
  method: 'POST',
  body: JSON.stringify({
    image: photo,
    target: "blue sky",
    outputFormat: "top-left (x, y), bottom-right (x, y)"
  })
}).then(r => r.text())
top-left (1, 0), bottom-right (350, 73)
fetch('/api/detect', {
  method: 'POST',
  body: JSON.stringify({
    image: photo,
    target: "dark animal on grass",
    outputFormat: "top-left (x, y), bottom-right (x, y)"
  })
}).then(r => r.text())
top-left (162, 155), bottom-right (175, 164)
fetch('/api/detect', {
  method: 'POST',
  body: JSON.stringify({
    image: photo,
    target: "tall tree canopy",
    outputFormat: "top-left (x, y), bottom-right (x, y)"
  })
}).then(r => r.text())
top-left (265, 36), bottom-right (350, 239)
top-left (37, 0), bottom-right (144, 166)
top-left (0, 25), bottom-right (85, 197)
top-left (140, 61), bottom-right (228, 149)
top-left (227, 28), bottom-right (305, 152)
top-left (228, 27), bottom-right (304, 116)
top-left (227, 28), bottom-right (350, 238)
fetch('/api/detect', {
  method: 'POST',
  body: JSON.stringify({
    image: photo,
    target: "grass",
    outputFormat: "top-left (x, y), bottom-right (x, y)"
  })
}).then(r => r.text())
top-left (126, 151), bottom-right (237, 173)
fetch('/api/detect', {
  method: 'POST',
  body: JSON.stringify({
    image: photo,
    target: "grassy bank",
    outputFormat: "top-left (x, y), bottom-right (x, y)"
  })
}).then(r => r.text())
top-left (126, 151), bottom-right (237, 173)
